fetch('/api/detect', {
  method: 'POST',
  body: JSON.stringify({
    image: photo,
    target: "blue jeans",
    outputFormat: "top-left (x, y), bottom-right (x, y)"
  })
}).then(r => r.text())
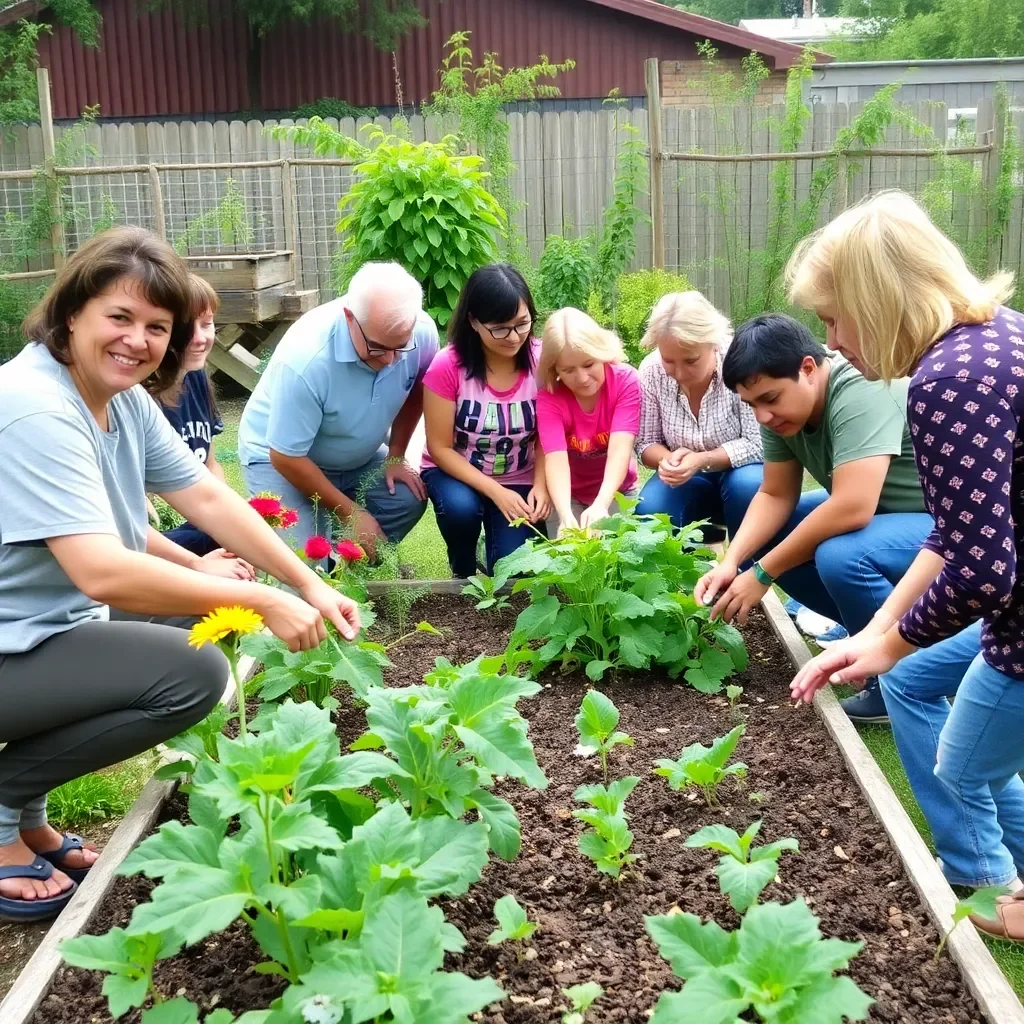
top-left (423, 468), bottom-right (541, 578)
top-left (882, 623), bottom-right (1024, 887)
top-left (242, 447), bottom-right (426, 551)
top-left (727, 477), bottom-right (934, 634)
top-left (636, 463), bottom-right (765, 536)
top-left (163, 522), bottom-right (220, 556)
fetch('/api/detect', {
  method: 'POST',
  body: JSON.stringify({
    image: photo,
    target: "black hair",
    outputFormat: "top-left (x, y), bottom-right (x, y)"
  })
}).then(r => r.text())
top-left (722, 313), bottom-right (825, 392)
top-left (448, 263), bottom-right (537, 382)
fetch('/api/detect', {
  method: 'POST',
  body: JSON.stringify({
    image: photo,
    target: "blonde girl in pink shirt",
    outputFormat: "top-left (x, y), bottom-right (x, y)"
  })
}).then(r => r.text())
top-left (536, 308), bottom-right (642, 533)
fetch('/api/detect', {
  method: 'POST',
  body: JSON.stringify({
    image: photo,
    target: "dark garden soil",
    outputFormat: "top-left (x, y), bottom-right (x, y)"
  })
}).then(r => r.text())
top-left (31, 595), bottom-right (982, 1024)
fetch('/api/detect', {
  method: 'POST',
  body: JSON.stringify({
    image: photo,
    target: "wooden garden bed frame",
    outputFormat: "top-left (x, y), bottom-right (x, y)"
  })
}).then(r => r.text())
top-left (2, 590), bottom-right (1022, 1024)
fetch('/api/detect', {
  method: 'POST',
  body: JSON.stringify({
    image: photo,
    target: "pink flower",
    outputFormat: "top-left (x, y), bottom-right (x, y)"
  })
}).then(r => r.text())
top-left (249, 495), bottom-right (283, 520)
top-left (305, 535), bottom-right (333, 561)
top-left (336, 540), bottom-right (365, 563)
top-left (280, 508), bottom-right (299, 529)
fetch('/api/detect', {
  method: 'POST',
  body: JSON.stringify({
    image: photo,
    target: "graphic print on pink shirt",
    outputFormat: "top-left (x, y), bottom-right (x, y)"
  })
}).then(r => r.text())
top-left (421, 342), bottom-right (540, 487)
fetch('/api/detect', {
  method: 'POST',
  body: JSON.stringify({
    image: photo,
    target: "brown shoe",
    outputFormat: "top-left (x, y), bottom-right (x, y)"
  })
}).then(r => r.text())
top-left (970, 893), bottom-right (1024, 942)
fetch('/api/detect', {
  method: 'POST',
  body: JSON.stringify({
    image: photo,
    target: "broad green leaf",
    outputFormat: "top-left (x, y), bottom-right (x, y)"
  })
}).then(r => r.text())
top-left (952, 884), bottom-right (1011, 925)
top-left (120, 821), bottom-right (222, 879)
top-left (644, 913), bottom-right (738, 978)
top-left (705, 725), bottom-right (746, 769)
top-left (350, 731), bottom-right (385, 751)
top-left (361, 891), bottom-right (445, 983)
top-left (293, 907), bottom-right (364, 934)
top-left (716, 856), bottom-right (780, 914)
top-left (712, 622), bottom-right (749, 670)
top-left (649, 972), bottom-right (747, 1024)
top-left (419, 972), bottom-right (505, 1021)
top-left (270, 802), bottom-right (342, 852)
top-left (103, 974), bottom-right (150, 1018)
top-left (617, 622), bottom-right (663, 668)
top-left (563, 981), bottom-right (604, 1015)
top-left (684, 666), bottom-right (721, 694)
top-left (584, 659), bottom-right (615, 681)
top-left (330, 643), bottom-right (385, 700)
top-left (575, 689), bottom-right (620, 747)
top-left (751, 836), bottom-right (800, 862)
top-left (413, 816), bottom-right (490, 897)
top-left (487, 894), bottom-right (537, 944)
top-left (127, 869), bottom-right (250, 945)
top-left (595, 589), bottom-right (655, 619)
top-left (300, 751), bottom-right (410, 795)
top-left (777, 974), bottom-right (874, 1023)
top-left (684, 823), bottom-right (746, 862)
top-left (699, 647), bottom-right (736, 686)
top-left (513, 594), bottom-right (560, 639)
top-left (469, 789), bottom-right (522, 860)
top-left (141, 997), bottom-right (201, 1024)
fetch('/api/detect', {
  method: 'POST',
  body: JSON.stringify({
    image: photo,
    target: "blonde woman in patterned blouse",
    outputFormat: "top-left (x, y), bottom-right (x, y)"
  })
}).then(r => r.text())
top-left (634, 291), bottom-right (763, 542)
top-left (788, 191), bottom-right (1024, 940)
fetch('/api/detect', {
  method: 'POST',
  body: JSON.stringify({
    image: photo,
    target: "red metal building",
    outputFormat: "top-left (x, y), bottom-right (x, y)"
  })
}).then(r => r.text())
top-left (2, 0), bottom-right (813, 120)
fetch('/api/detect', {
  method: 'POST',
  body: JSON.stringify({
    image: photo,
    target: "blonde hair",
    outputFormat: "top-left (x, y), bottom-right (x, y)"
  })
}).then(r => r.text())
top-left (538, 307), bottom-right (624, 391)
top-left (641, 290), bottom-right (732, 352)
top-left (787, 190), bottom-right (1014, 381)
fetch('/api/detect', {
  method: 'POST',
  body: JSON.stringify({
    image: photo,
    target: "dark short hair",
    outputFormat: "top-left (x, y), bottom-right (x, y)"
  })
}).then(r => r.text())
top-left (448, 264), bottom-right (537, 382)
top-left (23, 226), bottom-right (197, 394)
top-left (722, 313), bottom-right (825, 392)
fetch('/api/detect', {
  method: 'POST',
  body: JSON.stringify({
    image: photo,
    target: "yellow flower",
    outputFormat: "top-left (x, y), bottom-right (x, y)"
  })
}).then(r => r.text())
top-left (189, 606), bottom-right (265, 649)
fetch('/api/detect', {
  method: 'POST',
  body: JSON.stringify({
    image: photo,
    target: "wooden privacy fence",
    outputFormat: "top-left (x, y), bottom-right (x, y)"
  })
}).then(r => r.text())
top-left (2, 66), bottom-right (1022, 317)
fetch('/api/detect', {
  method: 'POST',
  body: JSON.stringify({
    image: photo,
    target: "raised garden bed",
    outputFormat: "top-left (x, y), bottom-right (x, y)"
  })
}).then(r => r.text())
top-left (6, 591), bottom-right (1022, 1024)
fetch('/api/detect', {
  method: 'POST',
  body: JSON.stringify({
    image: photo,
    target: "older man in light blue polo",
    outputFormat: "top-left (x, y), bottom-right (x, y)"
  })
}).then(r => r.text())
top-left (239, 262), bottom-right (438, 559)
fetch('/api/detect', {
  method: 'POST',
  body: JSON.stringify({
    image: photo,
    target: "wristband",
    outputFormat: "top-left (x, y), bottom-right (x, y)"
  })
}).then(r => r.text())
top-left (752, 560), bottom-right (775, 586)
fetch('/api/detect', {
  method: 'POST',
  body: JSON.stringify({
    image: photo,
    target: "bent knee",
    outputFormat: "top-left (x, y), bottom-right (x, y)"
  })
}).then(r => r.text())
top-left (164, 642), bottom-right (228, 726)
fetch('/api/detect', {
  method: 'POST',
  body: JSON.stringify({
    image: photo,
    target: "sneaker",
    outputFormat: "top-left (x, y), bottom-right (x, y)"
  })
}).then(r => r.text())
top-left (783, 597), bottom-right (803, 618)
top-left (815, 623), bottom-right (850, 647)
top-left (795, 606), bottom-right (842, 639)
top-left (839, 678), bottom-right (890, 724)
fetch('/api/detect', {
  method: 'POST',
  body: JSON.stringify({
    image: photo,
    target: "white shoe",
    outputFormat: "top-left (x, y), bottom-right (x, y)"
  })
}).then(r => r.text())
top-left (795, 606), bottom-right (841, 639)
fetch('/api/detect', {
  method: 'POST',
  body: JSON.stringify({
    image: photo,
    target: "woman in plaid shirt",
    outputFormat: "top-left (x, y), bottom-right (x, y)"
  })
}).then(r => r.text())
top-left (634, 291), bottom-right (763, 542)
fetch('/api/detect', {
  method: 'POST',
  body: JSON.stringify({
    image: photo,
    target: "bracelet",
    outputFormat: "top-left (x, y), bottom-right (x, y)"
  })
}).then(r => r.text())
top-left (752, 560), bottom-right (775, 586)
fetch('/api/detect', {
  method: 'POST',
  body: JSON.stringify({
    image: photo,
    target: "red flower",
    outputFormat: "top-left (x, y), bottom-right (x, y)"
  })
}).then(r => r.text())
top-left (336, 539), bottom-right (365, 563)
top-left (249, 496), bottom-right (283, 520)
top-left (280, 508), bottom-right (299, 529)
top-left (305, 535), bottom-right (333, 561)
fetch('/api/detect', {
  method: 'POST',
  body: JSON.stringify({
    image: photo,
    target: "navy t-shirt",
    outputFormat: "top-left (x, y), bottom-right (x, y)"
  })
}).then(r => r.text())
top-left (162, 371), bottom-right (223, 464)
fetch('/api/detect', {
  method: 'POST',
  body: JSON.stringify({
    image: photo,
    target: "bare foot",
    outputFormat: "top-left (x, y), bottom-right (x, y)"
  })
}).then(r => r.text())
top-left (0, 837), bottom-right (73, 902)
top-left (20, 824), bottom-right (99, 872)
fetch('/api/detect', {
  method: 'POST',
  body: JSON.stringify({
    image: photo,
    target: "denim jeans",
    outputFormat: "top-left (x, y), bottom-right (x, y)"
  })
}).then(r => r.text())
top-left (636, 463), bottom-right (765, 535)
top-left (726, 477), bottom-right (934, 634)
top-left (242, 447), bottom-right (427, 551)
top-left (162, 522), bottom-right (220, 556)
top-left (422, 468), bottom-right (541, 578)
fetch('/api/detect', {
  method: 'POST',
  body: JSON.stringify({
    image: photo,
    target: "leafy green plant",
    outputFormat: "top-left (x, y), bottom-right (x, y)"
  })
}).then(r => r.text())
top-left (572, 776), bottom-right (640, 878)
top-left (685, 820), bottom-right (799, 914)
top-left (575, 689), bottom-right (633, 783)
top-left (644, 898), bottom-right (873, 1023)
top-left (726, 683), bottom-right (744, 720)
top-left (536, 233), bottom-right (596, 313)
top-left (154, 703), bottom-right (235, 780)
top-left (598, 268), bottom-right (693, 367)
top-left (291, 96), bottom-right (378, 120)
top-left (562, 982), bottom-right (604, 1024)
top-left (495, 510), bottom-right (747, 686)
top-left (654, 724), bottom-right (747, 806)
top-left (935, 884), bottom-right (1012, 959)
top-left (487, 894), bottom-right (537, 945)
top-left (47, 771), bottom-right (130, 828)
top-left (357, 655), bottom-right (548, 859)
top-left (172, 178), bottom-right (254, 255)
top-left (462, 572), bottom-right (511, 612)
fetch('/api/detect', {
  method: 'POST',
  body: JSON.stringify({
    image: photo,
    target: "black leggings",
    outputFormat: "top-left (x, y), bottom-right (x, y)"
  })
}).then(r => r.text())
top-left (0, 615), bottom-right (225, 813)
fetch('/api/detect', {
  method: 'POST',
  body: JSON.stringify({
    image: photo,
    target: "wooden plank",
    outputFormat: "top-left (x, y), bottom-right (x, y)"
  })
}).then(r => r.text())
top-left (36, 68), bottom-right (65, 269)
top-left (760, 588), bottom-right (1024, 1024)
top-left (524, 112), bottom-right (544, 263)
top-left (508, 112), bottom-right (529, 247)
top-left (205, 341), bottom-right (262, 391)
top-left (281, 289), bottom-right (319, 316)
top-left (215, 280), bottom-right (292, 323)
top-left (560, 109), bottom-right (582, 236)
top-left (186, 251), bottom-right (294, 291)
top-left (576, 109), bottom-right (597, 242)
top-left (542, 112), bottom-right (563, 242)
top-left (161, 120), bottom-right (183, 246)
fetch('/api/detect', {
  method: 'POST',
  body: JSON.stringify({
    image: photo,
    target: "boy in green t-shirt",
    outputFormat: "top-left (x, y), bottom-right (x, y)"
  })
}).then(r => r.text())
top-left (694, 313), bottom-right (932, 723)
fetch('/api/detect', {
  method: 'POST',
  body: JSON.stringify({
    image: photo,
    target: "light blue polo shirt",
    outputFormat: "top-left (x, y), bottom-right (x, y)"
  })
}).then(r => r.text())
top-left (237, 297), bottom-right (439, 472)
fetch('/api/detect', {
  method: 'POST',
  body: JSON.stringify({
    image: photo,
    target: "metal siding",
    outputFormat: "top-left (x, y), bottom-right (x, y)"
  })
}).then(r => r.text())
top-left (38, 0), bottom-right (764, 118)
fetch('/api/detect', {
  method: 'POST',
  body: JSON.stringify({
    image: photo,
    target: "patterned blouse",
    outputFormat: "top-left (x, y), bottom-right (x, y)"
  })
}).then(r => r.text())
top-left (635, 350), bottom-right (763, 467)
top-left (898, 306), bottom-right (1024, 678)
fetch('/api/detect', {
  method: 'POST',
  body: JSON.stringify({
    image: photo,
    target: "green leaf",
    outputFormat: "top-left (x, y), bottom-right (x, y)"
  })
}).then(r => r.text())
top-left (575, 689), bottom-right (620, 747)
top-left (563, 981), bottom-right (604, 1015)
top-left (684, 666), bottom-right (721, 694)
top-left (487, 894), bottom-right (537, 944)
top-left (699, 647), bottom-right (736, 686)
top-left (952, 884), bottom-right (1011, 926)
top-left (706, 725), bottom-right (745, 769)
top-left (127, 868), bottom-right (250, 945)
top-left (388, 197), bottom-right (406, 221)
top-left (350, 731), bottom-right (385, 751)
top-left (141, 997), bottom-right (201, 1024)
top-left (330, 642), bottom-right (385, 700)
top-left (595, 589), bottom-right (655, 619)
top-left (584, 659), bottom-right (614, 681)
top-left (716, 856), bottom-right (781, 914)
top-left (649, 972), bottom-right (748, 1024)
top-left (120, 821), bottom-right (222, 879)
top-left (469, 788), bottom-right (522, 860)
top-left (102, 973), bottom-right (150, 1017)
top-left (514, 594), bottom-right (560, 639)
top-left (711, 622), bottom-right (748, 670)
top-left (618, 622), bottom-right (663, 668)
top-left (644, 913), bottom-right (738, 978)
top-left (293, 907), bottom-right (364, 934)
top-left (684, 823), bottom-right (745, 862)
top-left (271, 802), bottom-right (342, 852)
top-left (777, 974), bottom-right (874, 1023)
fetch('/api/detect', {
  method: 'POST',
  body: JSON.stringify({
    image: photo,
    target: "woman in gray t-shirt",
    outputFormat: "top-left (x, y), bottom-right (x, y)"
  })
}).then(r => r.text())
top-left (0, 227), bottom-right (360, 922)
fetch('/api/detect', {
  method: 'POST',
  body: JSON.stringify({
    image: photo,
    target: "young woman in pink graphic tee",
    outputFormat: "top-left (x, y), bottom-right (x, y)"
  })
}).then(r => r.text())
top-left (536, 308), bottom-right (641, 534)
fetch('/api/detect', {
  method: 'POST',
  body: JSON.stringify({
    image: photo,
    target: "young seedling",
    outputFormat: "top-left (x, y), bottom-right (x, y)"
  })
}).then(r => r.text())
top-left (575, 689), bottom-right (633, 782)
top-left (935, 884), bottom-right (1012, 959)
top-left (462, 573), bottom-right (511, 612)
top-left (726, 683), bottom-right (744, 718)
top-left (685, 820), bottom-right (799, 913)
top-left (561, 982), bottom-right (604, 1024)
top-left (654, 724), bottom-right (747, 806)
top-left (573, 776), bottom-right (640, 878)
top-left (487, 894), bottom-right (538, 946)
top-left (748, 791), bottom-right (767, 806)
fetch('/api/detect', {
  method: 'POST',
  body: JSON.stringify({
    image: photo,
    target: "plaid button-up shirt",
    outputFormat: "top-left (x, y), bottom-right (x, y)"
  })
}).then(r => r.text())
top-left (635, 350), bottom-right (762, 467)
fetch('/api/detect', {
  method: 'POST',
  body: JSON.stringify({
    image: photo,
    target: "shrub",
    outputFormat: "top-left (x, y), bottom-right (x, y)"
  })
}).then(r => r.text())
top-left (536, 233), bottom-right (596, 313)
top-left (603, 269), bottom-right (693, 366)
top-left (291, 97), bottom-right (379, 121)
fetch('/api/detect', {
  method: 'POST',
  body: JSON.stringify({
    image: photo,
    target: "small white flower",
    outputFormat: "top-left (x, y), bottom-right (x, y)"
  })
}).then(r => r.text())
top-left (302, 994), bottom-right (342, 1024)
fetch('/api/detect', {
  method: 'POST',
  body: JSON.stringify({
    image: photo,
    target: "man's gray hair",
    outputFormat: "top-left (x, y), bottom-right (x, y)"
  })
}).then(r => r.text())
top-left (346, 262), bottom-right (424, 333)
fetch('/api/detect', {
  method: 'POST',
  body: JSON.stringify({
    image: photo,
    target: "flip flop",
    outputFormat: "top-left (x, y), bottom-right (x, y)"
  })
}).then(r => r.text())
top-left (38, 833), bottom-right (94, 884)
top-left (971, 893), bottom-right (1024, 943)
top-left (0, 856), bottom-right (77, 922)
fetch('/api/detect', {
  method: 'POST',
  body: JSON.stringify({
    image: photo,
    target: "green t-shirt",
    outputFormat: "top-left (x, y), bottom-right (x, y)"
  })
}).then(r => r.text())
top-left (761, 356), bottom-right (925, 514)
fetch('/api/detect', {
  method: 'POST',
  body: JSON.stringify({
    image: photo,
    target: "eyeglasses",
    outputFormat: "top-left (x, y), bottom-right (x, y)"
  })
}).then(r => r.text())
top-left (349, 311), bottom-right (417, 358)
top-left (483, 319), bottom-right (533, 341)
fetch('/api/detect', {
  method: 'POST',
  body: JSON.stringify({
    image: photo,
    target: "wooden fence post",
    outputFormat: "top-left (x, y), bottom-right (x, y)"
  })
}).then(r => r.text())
top-left (982, 95), bottom-right (1006, 273)
top-left (36, 67), bottom-right (66, 270)
top-left (281, 158), bottom-right (302, 289)
top-left (645, 58), bottom-right (666, 270)
top-left (147, 164), bottom-right (166, 238)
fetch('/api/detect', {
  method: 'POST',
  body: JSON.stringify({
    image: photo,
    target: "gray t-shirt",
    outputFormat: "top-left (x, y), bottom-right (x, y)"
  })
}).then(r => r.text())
top-left (0, 343), bottom-right (205, 653)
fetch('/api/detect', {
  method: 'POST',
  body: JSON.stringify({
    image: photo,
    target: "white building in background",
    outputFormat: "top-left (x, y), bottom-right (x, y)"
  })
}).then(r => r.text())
top-left (738, 16), bottom-right (864, 46)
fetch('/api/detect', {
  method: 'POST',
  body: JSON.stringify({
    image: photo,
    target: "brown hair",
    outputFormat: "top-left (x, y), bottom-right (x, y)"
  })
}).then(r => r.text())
top-left (23, 226), bottom-right (196, 394)
top-left (188, 272), bottom-right (220, 317)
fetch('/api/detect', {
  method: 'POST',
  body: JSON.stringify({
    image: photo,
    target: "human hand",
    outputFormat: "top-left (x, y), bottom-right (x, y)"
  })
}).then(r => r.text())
top-left (526, 485), bottom-right (552, 523)
top-left (789, 631), bottom-right (899, 705)
top-left (579, 502), bottom-right (610, 530)
top-left (492, 486), bottom-right (533, 523)
top-left (659, 450), bottom-right (702, 487)
top-left (557, 514), bottom-right (580, 537)
top-left (348, 508), bottom-right (386, 561)
top-left (198, 549), bottom-right (256, 581)
top-left (297, 577), bottom-right (361, 643)
top-left (694, 561), bottom-right (739, 608)
top-left (707, 568), bottom-right (769, 626)
top-left (384, 459), bottom-right (427, 501)
top-left (259, 588), bottom-right (330, 652)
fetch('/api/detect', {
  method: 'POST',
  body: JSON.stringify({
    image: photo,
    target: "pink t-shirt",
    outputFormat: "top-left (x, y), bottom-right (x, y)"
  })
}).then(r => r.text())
top-left (420, 341), bottom-right (540, 487)
top-left (536, 362), bottom-right (642, 506)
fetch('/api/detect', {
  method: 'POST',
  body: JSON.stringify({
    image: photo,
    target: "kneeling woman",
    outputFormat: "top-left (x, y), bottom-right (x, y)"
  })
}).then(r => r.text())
top-left (0, 228), bottom-right (359, 921)
top-left (634, 291), bottom-right (763, 540)
top-left (537, 308), bottom-right (642, 533)
top-left (421, 265), bottom-right (550, 577)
